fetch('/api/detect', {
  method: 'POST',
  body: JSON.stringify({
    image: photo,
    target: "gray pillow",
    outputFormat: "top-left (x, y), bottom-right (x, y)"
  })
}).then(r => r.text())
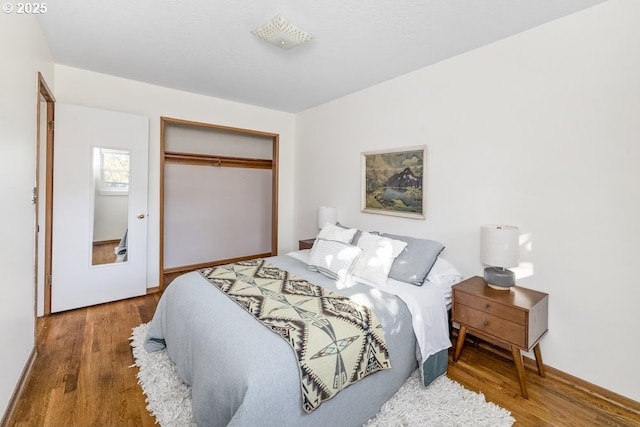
top-left (381, 233), bottom-right (445, 286)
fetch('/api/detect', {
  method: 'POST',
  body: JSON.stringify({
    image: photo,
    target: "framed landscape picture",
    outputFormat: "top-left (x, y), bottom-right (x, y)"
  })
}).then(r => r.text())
top-left (361, 145), bottom-right (426, 219)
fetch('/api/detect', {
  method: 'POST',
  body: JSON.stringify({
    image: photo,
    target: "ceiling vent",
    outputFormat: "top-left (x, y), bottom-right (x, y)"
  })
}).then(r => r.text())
top-left (251, 15), bottom-right (313, 50)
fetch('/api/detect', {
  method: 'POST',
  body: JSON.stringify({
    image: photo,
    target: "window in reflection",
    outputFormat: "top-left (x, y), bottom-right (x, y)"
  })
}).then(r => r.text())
top-left (98, 148), bottom-right (130, 193)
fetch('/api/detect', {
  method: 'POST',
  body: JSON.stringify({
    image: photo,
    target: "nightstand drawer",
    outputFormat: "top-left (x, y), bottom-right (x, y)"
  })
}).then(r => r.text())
top-left (454, 304), bottom-right (526, 348)
top-left (454, 291), bottom-right (526, 325)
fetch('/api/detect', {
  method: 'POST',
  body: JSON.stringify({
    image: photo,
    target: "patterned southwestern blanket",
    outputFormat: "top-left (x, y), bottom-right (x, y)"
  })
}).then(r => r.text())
top-left (199, 258), bottom-right (391, 413)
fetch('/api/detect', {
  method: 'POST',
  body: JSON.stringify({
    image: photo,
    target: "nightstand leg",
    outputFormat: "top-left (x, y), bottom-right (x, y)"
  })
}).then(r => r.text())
top-left (533, 343), bottom-right (546, 378)
top-left (510, 345), bottom-right (529, 399)
top-left (453, 325), bottom-right (467, 362)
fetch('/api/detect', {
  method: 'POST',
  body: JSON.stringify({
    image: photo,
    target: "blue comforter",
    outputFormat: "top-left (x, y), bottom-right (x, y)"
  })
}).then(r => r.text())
top-left (144, 255), bottom-right (435, 426)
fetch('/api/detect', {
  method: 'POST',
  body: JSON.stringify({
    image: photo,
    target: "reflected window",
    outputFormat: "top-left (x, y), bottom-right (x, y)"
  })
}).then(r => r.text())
top-left (98, 148), bottom-right (130, 194)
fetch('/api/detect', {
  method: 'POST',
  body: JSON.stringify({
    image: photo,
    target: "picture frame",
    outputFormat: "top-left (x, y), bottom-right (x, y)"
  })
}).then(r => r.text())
top-left (361, 145), bottom-right (426, 219)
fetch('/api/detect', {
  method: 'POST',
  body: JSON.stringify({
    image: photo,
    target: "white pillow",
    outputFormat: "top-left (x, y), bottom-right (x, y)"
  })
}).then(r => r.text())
top-left (352, 232), bottom-right (407, 286)
top-left (424, 257), bottom-right (462, 288)
top-left (315, 223), bottom-right (358, 244)
top-left (307, 238), bottom-right (362, 282)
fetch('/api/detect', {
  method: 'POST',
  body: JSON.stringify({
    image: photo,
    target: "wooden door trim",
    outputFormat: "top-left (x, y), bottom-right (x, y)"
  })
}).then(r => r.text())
top-left (37, 72), bottom-right (55, 316)
top-left (161, 116), bottom-right (279, 138)
top-left (271, 134), bottom-right (279, 257)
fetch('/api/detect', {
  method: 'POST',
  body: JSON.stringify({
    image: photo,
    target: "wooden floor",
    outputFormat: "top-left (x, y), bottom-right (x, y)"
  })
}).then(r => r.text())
top-left (92, 240), bottom-right (119, 265)
top-left (447, 338), bottom-right (640, 426)
top-left (5, 294), bottom-right (160, 427)
top-left (5, 293), bottom-right (640, 427)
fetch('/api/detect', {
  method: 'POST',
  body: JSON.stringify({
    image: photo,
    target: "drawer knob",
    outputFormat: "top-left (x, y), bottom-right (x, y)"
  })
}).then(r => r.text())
top-left (484, 303), bottom-right (490, 309)
top-left (483, 320), bottom-right (489, 326)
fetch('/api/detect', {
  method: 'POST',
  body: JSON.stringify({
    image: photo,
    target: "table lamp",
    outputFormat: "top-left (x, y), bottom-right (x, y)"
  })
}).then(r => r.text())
top-left (481, 224), bottom-right (519, 290)
top-left (317, 206), bottom-right (337, 230)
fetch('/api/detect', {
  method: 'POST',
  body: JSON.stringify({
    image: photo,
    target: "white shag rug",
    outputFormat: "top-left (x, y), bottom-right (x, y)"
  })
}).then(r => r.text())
top-left (130, 323), bottom-right (514, 427)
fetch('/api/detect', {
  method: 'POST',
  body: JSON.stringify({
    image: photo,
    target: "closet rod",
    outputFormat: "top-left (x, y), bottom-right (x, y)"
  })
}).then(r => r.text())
top-left (164, 151), bottom-right (273, 169)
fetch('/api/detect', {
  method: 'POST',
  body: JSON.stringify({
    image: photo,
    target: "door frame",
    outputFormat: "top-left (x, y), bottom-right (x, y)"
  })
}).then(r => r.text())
top-left (36, 72), bottom-right (55, 316)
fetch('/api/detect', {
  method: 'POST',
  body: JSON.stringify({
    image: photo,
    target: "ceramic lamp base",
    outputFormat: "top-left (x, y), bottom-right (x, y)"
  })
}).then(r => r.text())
top-left (484, 267), bottom-right (515, 290)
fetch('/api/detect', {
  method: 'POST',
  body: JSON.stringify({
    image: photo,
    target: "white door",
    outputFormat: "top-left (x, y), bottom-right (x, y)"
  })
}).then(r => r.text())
top-left (51, 103), bottom-right (149, 312)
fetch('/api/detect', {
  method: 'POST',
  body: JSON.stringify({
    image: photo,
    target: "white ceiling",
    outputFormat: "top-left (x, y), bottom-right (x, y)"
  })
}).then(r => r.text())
top-left (37, 0), bottom-right (606, 113)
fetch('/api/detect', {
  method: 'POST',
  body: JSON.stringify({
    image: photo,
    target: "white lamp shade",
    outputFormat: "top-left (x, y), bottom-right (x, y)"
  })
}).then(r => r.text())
top-left (317, 206), bottom-right (337, 229)
top-left (481, 225), bottom-right (519, 268)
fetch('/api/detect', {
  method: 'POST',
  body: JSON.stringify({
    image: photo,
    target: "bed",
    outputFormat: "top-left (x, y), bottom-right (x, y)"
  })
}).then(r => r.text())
top-left (114, 228), bottom-right (128, 262)
top-left (144, 226), bottom-right (461, 427)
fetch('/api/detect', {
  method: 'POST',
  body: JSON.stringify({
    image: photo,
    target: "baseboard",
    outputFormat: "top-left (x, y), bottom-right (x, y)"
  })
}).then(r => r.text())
top-left (0, 347), bottom-right (37, 427)
top-left (163, 252), bottom-right (273, 275)
top-left (146, 286), bottom-right (160, 294)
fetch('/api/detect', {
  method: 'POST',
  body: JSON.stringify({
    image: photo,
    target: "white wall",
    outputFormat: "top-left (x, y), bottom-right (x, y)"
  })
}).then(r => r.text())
top-left (53, 66), bottom-right (297, 288)
top-left (0, 13), bottom-right (54, 419)
top-left (295, 0), bottom-right (640, 402)
top-left (93, 193), bottom-right (128, 242)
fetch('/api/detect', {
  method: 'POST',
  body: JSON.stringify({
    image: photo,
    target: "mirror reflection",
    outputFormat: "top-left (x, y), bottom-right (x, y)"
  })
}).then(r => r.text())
top-left (91, 147), bottom-right (130, 265)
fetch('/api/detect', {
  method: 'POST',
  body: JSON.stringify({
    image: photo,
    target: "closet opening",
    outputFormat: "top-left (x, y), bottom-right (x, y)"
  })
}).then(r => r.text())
top-left (160, 117), bottom-right (279, 289)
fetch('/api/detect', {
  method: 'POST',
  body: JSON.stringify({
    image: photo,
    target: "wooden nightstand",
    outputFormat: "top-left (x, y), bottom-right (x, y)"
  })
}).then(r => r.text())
top-left (452, 276), bottom-right (549, 398)
top-left (298, 238), bottom-right (315, 250)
